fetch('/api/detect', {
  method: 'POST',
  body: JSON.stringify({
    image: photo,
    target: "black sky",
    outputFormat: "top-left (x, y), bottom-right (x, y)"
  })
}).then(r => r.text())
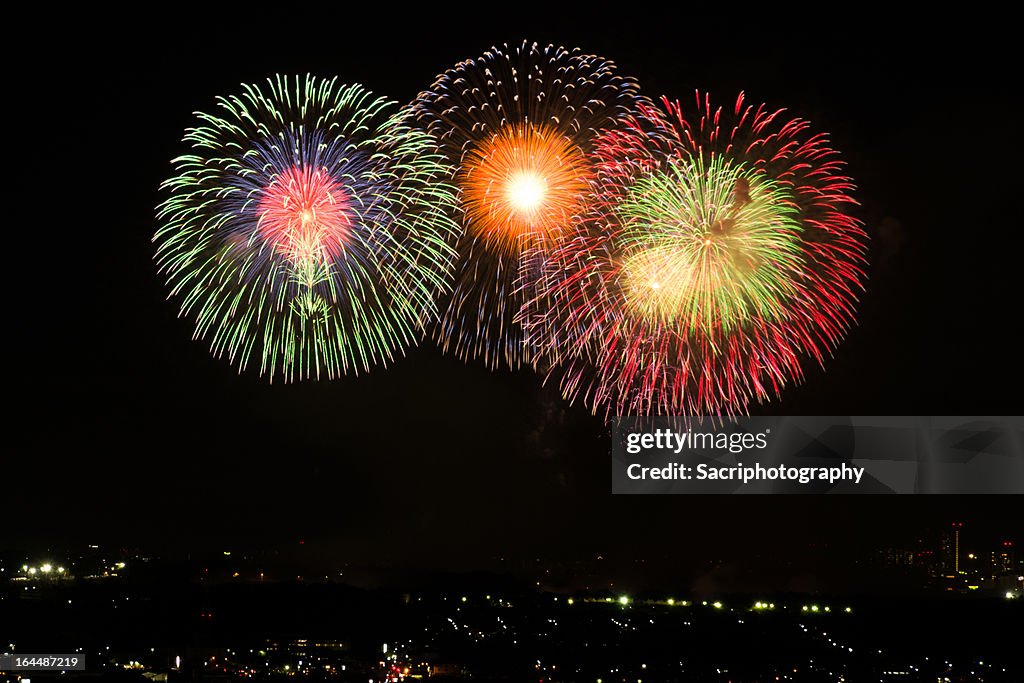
top-left (8, 6), bottom-right (1022, 578)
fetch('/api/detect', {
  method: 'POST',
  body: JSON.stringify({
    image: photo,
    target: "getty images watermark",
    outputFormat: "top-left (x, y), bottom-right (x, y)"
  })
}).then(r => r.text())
top-left (623, 426), bottom-right (864, 486)
top-left (612, 416), bottom-right (1024, 494)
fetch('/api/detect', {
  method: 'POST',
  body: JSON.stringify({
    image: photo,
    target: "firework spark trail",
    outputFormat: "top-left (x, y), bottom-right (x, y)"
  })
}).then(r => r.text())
top-left (526, 92), bottom-right (868, 417)
top-left (414, 41), bottom-right (644, 370)
top-left (155, 76), bottom-right (460, 381)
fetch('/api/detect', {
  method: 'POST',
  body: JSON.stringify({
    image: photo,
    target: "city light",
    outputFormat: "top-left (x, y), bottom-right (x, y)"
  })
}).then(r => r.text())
top-left (618, 596), bottom-right (630, 605)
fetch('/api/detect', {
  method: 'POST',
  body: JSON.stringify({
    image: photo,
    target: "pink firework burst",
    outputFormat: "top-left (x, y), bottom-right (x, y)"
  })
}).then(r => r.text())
top-left (256, 166), bottom-right (353, 270)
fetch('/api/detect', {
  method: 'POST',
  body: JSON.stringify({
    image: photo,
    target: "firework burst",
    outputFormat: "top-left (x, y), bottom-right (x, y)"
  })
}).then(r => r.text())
top-left (528, 92), bottom-right (868, 416)
top-left (414, 41), bottom-right (643, 369)
top-left (155, 76), bottom-right (460, 381)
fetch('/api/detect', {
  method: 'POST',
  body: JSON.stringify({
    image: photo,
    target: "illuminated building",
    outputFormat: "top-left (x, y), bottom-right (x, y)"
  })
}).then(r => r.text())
top-left (993, 541), bottom-right (1015, 576)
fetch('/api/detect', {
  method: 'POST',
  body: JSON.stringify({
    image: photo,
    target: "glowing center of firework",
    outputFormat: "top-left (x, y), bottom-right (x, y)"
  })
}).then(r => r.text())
top-left (619, 159), bottom-right (803, 333)
top-left (257, 166), bottom-right (352, 277)
top-left (506, 172), bottom-right (548, 213)
top-left (461, 124), bottom-right (588, 253)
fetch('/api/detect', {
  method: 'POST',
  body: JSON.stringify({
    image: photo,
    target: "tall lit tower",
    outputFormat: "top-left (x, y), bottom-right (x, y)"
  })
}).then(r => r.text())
top-left (941, 522), bottom-right (964, 576)
top-left (955, 523), bottom-right (961, 574)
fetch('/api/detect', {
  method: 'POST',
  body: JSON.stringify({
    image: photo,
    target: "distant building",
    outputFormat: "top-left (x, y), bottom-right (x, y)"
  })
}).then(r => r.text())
top-left (992, 541), bottom-right (1015, 577)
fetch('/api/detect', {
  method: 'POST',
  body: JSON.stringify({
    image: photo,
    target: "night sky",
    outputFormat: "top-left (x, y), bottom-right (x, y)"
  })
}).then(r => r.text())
top-left (9, 7), bottom-right (1021, 582)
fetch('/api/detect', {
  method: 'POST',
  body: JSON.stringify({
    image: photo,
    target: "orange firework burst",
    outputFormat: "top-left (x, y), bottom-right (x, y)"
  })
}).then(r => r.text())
top-left (460, 124), bottom-right (588, 254)
top-left (414, 42), bottom-right (643, 368)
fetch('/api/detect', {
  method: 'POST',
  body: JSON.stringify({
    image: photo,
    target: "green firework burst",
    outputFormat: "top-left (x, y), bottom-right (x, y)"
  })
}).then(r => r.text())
top-left (617, 156), bottom-right (804, 335)
top-left (154, 76), bottom-right (461, 381)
